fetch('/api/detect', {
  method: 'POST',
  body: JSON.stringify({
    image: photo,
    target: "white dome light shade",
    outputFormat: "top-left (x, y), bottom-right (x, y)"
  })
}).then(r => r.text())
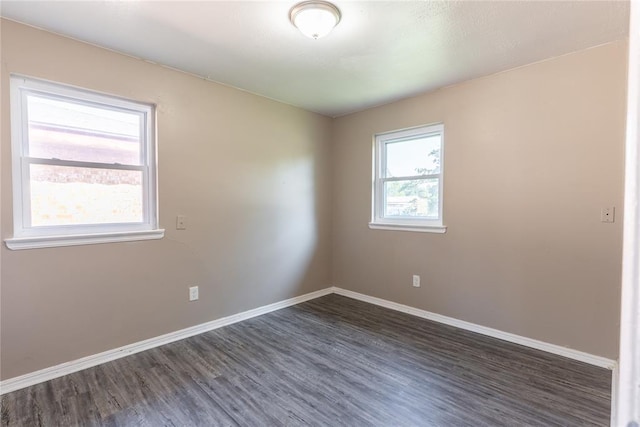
top-left (290, 1), bottom-right (341, 39)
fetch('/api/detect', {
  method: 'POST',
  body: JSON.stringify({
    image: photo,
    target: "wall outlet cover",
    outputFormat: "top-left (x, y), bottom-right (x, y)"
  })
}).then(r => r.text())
top-left (601, 207), bottom-right (615, 223)
top-left (412, 275), bottom-right (421, 287)
top-left (189, 286), bottom-right (199, 301)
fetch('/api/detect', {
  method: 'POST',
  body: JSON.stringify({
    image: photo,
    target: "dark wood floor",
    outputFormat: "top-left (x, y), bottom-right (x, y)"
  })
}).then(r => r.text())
top-left (1, 294), bottom-right (611, 426)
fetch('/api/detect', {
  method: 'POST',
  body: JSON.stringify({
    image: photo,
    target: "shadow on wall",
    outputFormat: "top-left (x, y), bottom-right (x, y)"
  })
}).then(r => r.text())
top-left (224, 156), bottom-right (321, 308)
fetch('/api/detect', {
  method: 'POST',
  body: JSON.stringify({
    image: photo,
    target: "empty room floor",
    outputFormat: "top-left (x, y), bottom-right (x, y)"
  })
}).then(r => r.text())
top-left (1, 294), bottom-right (611, 426)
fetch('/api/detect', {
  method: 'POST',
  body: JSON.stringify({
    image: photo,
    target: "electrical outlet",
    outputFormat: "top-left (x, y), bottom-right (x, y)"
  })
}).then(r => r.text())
top-left (412, 275), bottom-right (420, 288)
top-left (189, 286), bottom-right (199, 301)
top-left (177, 215), bottom-right (187, 230)
top-left (601, 207), bottom-right (615, 223)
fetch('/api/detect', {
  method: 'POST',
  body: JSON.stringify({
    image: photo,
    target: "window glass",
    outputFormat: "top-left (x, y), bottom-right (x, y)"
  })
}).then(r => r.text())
top-left (385, 135), bottom-right (441, 177)
top-left (27, 95), bottom-right (142, 165)
top-left (30, 164), bottom-right (143, 226)
top-left (384, 178), bottom-right (439, 218)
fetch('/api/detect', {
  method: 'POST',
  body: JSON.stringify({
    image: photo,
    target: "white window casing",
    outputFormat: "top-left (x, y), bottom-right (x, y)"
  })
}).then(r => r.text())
top-left (370, 123), bottom-right (446, 233)
top-left (5, 75), bottom-right (164, 250)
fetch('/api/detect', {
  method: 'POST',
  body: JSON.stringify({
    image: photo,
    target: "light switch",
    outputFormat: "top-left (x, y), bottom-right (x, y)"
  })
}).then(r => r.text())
top-left (176, 215), bottom-right (187, 230)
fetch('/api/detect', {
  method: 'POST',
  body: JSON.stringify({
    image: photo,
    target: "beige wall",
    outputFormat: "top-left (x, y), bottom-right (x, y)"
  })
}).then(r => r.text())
top-left (332, 41), bottom-right (627, 359)
top-left (0, 18), bottom-right (627, 380)
top-left (0, 20), bottom-right (333, 380)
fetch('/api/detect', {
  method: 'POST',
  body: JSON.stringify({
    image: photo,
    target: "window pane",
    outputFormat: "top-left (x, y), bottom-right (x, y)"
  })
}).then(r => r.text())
top-left (384, 178), bottom-right (439, 218)
top-left (27, 95), bottom-right (141, 165)
top-left (385, 135), bottom-right (441, 178)
top-left (30, 164), bottom-right (143, 226)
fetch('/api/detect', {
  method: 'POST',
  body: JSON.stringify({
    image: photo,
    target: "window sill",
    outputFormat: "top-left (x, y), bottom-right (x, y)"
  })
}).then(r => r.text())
top-left (5, 229), bottom-right (165, 250)
top-left (368, 223), bottom-right (447, 234)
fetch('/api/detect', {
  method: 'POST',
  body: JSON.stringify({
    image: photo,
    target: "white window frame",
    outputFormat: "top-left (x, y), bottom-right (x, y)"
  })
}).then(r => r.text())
top-left (369, 123), bottom-right (446, 233)
top-left (5, 75), bottom-right (164, 250)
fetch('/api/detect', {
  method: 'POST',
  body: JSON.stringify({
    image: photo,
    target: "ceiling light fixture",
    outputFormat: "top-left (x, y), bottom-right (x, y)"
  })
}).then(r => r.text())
top-left (289, 1), bottom-right (341, 39)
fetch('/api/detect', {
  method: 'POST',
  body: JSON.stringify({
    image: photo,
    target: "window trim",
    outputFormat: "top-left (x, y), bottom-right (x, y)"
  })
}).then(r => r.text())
top-left (5, 75), bottom-right (164, 250)
top-left (370, 123), bottom-right (446, 233)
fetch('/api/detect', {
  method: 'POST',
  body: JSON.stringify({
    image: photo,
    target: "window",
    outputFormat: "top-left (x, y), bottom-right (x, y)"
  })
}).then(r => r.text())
top-left (370, 123), bottom-right (446, 233)
top-left (6, 75), bottom-right (163, 250)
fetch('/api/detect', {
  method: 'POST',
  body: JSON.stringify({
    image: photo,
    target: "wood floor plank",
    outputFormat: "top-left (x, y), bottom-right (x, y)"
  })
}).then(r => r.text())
top-left (1, 294), bottom-right (611, 426)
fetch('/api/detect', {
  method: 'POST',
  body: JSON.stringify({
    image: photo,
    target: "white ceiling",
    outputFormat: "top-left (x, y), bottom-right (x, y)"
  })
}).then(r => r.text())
top-left (1, 1), bottom-right (630, 117)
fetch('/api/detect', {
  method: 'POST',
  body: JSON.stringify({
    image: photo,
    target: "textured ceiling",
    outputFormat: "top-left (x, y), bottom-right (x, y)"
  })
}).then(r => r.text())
top-left (0, 1), bottom-right (630, 117)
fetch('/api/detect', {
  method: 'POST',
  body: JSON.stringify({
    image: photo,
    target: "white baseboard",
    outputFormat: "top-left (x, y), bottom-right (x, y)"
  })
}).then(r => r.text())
top-left (0, 287), bottom-right (334, 395)
top-left (331, 287), bottom-right (617, 370)
top-left (1, 285), bottom-right (617, 396)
